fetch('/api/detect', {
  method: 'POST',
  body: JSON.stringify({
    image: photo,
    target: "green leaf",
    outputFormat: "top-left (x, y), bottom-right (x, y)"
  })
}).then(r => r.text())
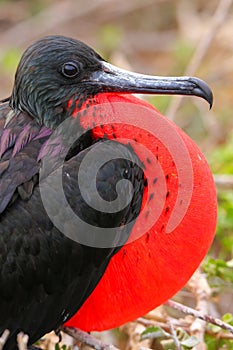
top-left (204, 334), bottom-right (217, 350)
top-left (222, 313), bottom-right (233, 326)
top-left (55, 343), bottom-right (60, 350)
top-left (203, 257), bottom-right (233, 284)
top-left (54, 343), bottom-right (70, 350)
top-left (180, 336), bottom-right (200, 349)
top-left (141, 326), bottom-right (170, 340)
top-left (176, 327), bottom-right (188, 340)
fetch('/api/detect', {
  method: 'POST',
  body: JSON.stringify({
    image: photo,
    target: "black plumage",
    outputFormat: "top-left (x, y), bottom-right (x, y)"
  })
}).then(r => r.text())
top-left (0, 37), bottom-right (144, 349)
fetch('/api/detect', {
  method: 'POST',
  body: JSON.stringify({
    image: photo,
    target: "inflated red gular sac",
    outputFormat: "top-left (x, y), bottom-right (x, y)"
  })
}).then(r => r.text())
top-left (0, 35), bottom-right (216, 349)
top-left (66, 95), bottom-right (217, 331)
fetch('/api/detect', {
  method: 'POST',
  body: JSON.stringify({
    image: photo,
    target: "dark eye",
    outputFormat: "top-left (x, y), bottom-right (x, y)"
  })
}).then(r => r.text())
top-left (61, 62), bottom-right (79, 78)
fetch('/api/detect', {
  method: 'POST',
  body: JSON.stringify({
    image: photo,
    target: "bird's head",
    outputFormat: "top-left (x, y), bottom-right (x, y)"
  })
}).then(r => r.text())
top-left (10, 36), bottom-right (104, 128)
top-left (9, 35), bottom-right (212, 129)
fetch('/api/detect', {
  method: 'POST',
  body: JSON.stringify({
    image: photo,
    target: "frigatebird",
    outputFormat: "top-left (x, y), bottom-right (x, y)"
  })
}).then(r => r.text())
top-left (0, 35), bottom-right (216, 349)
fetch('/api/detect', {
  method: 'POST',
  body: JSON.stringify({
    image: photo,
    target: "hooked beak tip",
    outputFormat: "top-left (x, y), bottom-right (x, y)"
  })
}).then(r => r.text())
top-left (190, 77), bottom-right (213, 109)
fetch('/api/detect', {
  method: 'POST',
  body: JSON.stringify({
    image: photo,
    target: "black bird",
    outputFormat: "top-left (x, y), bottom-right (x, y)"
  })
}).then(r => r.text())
top-left (0, 35), bottom-right (213, 349)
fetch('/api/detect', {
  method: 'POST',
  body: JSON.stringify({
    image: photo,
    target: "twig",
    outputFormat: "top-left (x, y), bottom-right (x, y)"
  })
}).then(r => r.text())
top-left (138, 316), bottom-right (233, 340)
top-left (137, 317), bottom-right (190, 332)
top-left (168, 321), bottom-right (182, 350)
top-left (62, 327), bottom-right (120, 350)
top-left (0, 329), bottom-right (10, 350)
top-left (214, 174), bottom-right (233, 190)
top-left (186, 270), bottom-right (211, 350)
top-left (166, 0), bottom-right (233, 120)
top-left (165, 300), bottom-right (233, 334)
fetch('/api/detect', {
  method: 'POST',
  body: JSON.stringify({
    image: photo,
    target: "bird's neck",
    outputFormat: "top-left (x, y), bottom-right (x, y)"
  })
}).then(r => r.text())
top-left (71, 92), bottom-right (154, 142)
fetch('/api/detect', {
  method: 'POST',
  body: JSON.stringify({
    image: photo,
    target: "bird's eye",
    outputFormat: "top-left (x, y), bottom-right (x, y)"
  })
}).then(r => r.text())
top-left (61, 62), bottom-right (79, 78)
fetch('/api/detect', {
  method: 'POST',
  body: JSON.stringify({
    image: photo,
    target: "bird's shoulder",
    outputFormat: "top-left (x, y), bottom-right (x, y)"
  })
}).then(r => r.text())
top-left (0, 103), bottom-right (51, 213)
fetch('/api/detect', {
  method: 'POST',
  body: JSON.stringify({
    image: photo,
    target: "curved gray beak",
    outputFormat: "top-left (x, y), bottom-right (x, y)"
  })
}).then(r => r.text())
top-left (88, 61), bottom-right (213, 108)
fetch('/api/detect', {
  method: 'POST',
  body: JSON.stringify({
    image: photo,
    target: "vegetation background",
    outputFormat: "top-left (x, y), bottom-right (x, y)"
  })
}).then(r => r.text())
top-left (0, 0), bottom-right (233, 349)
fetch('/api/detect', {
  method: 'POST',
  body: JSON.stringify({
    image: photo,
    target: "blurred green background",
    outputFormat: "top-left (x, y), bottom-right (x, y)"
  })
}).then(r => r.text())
top-left (0, 0), bottom-right (233, 349)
